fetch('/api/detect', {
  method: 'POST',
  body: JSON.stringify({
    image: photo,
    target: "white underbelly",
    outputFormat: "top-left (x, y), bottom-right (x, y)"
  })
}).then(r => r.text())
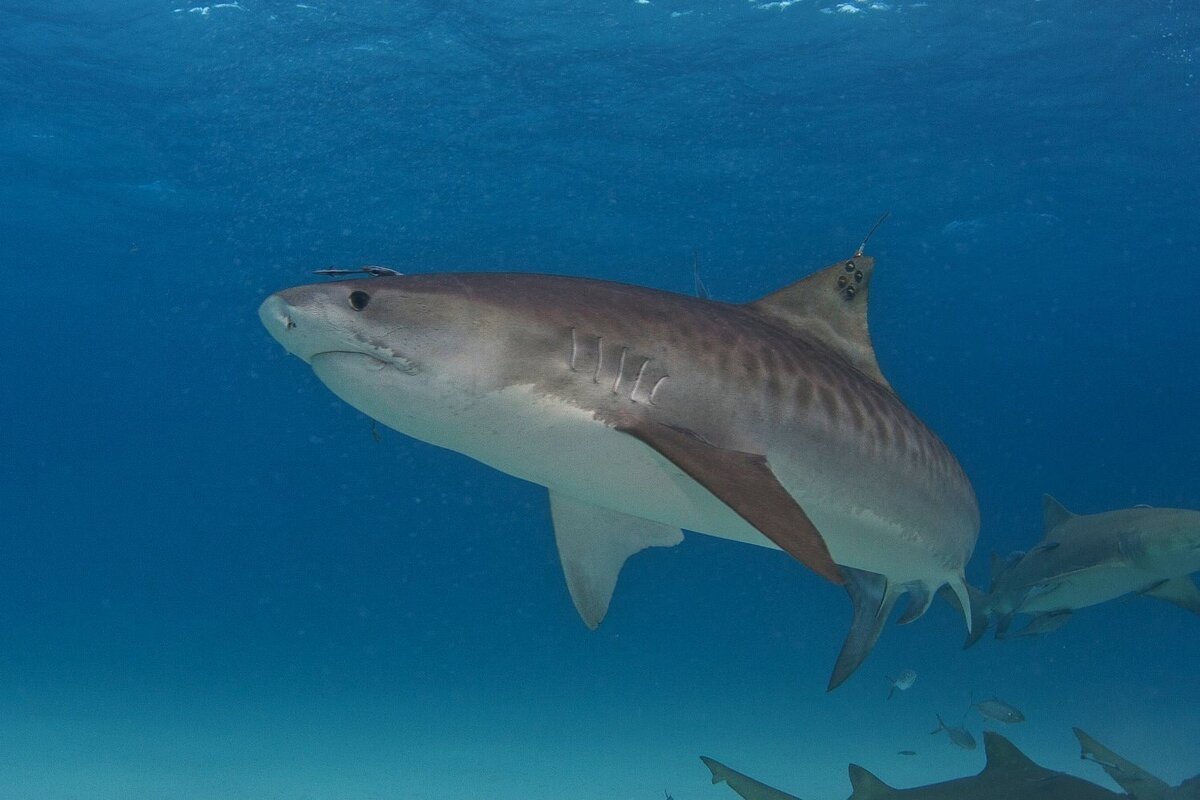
top-left (311, 354), bottom-right (960, 584)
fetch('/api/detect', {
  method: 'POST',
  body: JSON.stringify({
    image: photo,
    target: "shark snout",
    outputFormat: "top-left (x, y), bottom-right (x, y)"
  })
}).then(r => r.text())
top-left (258, 290), bottom-right (336, 363)
top-left (259, 285), bottom-right (420, 375)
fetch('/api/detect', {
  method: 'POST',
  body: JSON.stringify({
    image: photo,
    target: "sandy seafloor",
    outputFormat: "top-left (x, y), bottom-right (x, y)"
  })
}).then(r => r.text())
top-left (2, 0), bottom-right (1199, 798)
top-left (1, 521), bottom-right (1196, 800)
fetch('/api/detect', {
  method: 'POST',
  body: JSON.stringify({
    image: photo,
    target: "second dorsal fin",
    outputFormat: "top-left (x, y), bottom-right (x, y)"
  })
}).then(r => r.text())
top-left (747, 254), bottom-right (891, 390)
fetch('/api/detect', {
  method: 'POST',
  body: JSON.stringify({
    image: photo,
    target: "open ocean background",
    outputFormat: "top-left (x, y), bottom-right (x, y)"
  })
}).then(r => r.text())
top-left (2, 1), bottom-right (1198, 798)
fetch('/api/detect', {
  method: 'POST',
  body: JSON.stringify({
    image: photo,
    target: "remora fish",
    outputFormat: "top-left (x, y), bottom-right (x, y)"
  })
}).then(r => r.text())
top-left (704, 731), bottom-right (1150, 800)
top-left (259, 252), bottom-right (979, 687)
top-left (964, 495), bottom-right (1200, 646)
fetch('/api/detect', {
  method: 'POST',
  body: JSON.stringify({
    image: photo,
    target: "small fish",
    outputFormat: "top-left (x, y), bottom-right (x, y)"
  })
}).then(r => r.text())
top-left (897, 750), bottom-right (918, 756)
top-left (886, 669), bottom-right (917, 699)
top-left (931, 714), bottom-right (977, 750)
top-left (972, 698), bottom-right (1025, 724)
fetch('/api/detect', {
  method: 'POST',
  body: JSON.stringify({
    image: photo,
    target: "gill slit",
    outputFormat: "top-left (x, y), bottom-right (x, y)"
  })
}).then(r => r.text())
top-left (569, 327), bottom-right (578, 371)
top-left (593, 337), bottom-right (604, 383)
top-left (612, 347), bottom-right (628, 394)
top-left (630, 358), bottom-right (650, 402)
top-left (649, 376), bottom-right (668, 405)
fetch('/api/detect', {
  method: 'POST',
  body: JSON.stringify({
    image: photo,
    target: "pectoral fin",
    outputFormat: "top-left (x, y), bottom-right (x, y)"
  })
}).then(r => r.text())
top-left (700, 756), bottom-right (804, 800)
top-left (549, 491), bottom-right (683, 629)
top-left (1141, 575), bottom-right (1200, 614)
top-left (610, 419), bottom-right (842, 585)
top-left (1073, 727), bottom-right (1174, 798)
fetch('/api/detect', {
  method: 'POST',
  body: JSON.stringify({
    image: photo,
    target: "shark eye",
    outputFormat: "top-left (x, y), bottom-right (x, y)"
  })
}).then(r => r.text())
top-left (348, 290), bottom-right (370, 311)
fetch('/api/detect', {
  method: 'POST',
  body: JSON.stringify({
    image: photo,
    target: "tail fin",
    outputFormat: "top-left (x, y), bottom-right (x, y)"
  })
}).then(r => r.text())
top-left (930, 714), bottom-right (947, 735)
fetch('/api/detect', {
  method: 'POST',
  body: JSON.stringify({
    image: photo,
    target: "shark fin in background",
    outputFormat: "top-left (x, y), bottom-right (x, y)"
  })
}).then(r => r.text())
top-left (1141, 575), bottom-right (1200, 614)
top-left (699, 756), bottom-right (803, 800)
top-left (1073, 727), bottom-right (1174, 798)
top-left (701, 756), bottom-right (736, 786)
top-left (847, 764), bottom-right (897, 800)
top-left (979, 732), bottom-right (1047, 778)
top-left (748, 254), bottom-right (891, 391)
top-left (610, 418), bottom-right (842, 585)
top-left (549, 491), bottom-right (682, 629)
top-left (1042, 494), bottom-right (1075, 532)
top-left (829, 567), bottom-right (901, 690)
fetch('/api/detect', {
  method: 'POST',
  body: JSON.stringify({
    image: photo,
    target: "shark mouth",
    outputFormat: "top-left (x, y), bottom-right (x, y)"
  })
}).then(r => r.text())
top-left (312, 347), bottom-right (420, 376)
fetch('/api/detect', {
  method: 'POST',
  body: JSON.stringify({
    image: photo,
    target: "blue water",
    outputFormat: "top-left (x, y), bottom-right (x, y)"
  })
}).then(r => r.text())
top-left (2, 1), bottom-right (1198, 797)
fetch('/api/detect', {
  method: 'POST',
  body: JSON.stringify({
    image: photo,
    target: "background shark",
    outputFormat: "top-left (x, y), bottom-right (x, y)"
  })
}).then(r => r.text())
top-left (964, 495), bottom-right (1200, 645)
top-left (259, 253), bottom-right (979, 687)
top-left (702, 729), bottom-right (1183, 800)
top-left (1074, 727), bottom-right (1197, 800)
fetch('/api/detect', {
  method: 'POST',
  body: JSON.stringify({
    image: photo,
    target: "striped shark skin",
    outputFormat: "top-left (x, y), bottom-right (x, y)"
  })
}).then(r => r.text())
top-left (258, 251), bottom-right (979, 688)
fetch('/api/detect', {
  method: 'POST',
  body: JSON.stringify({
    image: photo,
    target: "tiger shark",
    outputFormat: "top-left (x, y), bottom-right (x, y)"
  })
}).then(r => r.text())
top-left (258, 251), bottom-right (979, 688)
top-left (963, 495), bottom-right (1200, 646)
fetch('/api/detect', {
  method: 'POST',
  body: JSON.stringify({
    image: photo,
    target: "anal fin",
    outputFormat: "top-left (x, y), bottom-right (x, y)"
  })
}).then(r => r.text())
top-left (609, 418), bottom-right (842, 585)
top-left (549, 491), bottom-right (683, 629)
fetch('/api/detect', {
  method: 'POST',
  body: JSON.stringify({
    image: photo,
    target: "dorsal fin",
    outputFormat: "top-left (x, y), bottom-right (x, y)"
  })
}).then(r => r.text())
top-left (980, 732), bottom-right (1046, 778)
top-left (847, 764), bottom-right (896, 800)
top-left (1042, 494), bottom-right (1075, 532)
top-left (747, 254), bottom-right (892, 391)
